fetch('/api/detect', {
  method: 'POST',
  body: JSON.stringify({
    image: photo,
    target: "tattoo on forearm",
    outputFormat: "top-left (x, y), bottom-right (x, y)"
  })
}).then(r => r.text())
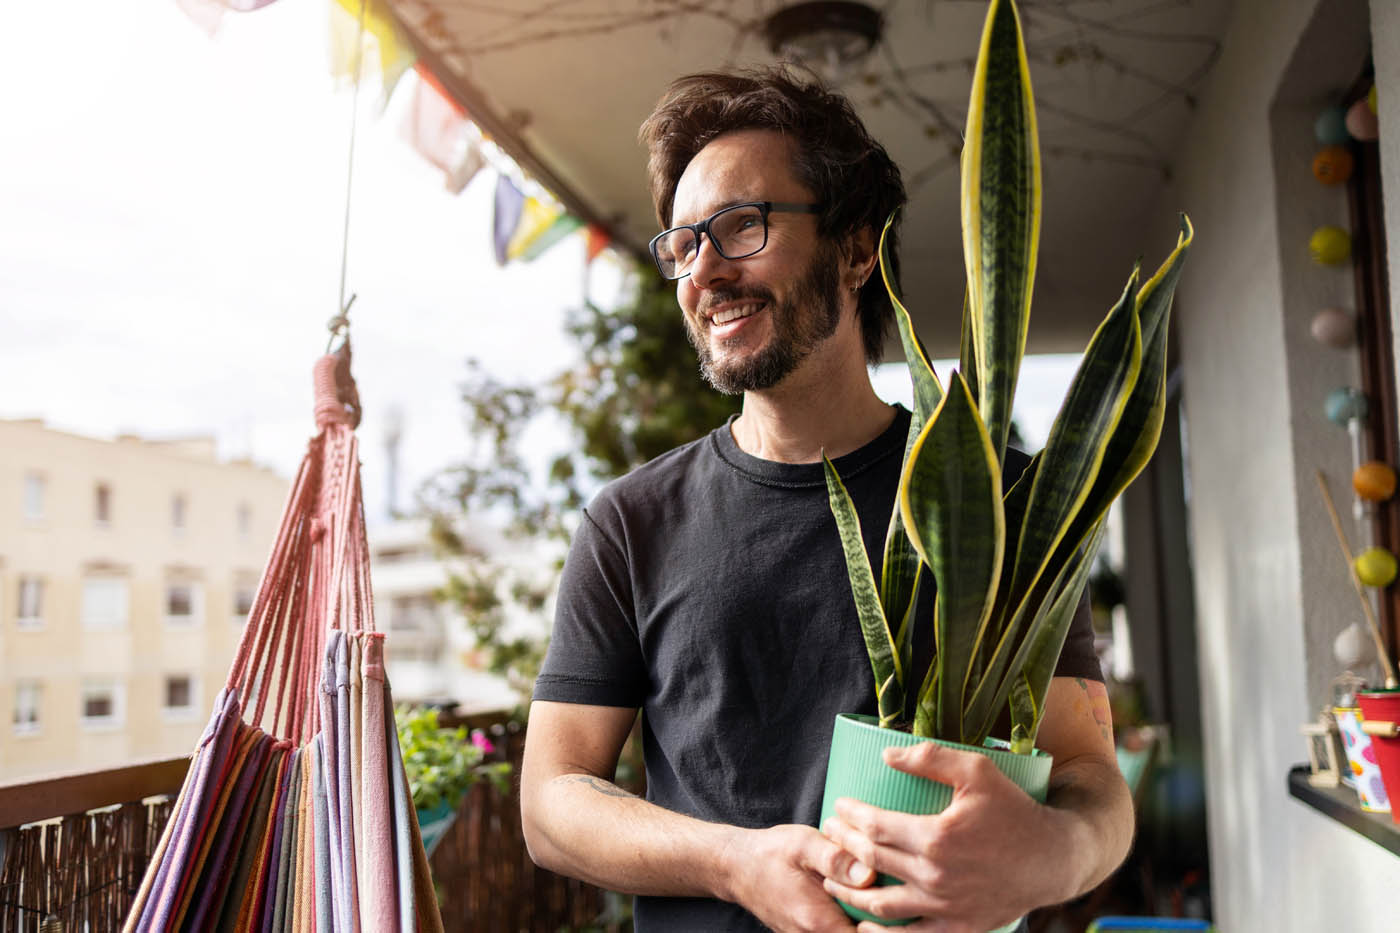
top-left (565, 775), bottom-right (637, 799)
top-left (1072, 678), bottom-right (1112, 741)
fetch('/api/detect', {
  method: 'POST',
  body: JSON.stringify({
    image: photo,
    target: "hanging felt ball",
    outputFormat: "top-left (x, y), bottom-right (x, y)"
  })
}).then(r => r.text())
top-left (1354, 461), bottom-right (1397, 501)
top-left (1325, 387), bottom-right (1367, 425)
top-left (1334, 621), bottom-right (1368, 669)
top-left (1316, 105), bottom-right (1351, 144)
top-left (1355, 546), bottom-right (1398, 587)
top-left (1368, 85), bottom-right (1378, 115)
top-left (1310, 225), bottom-right (1352, 265)
top-left (1346, 99), bottom-right (1380, 142)
top-left (1310, 307), bottom-right (1356, 347)
top-left (1312, 145), bottom-right (1355, 185)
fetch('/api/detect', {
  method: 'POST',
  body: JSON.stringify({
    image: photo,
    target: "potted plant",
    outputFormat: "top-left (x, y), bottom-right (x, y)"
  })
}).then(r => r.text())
top-left (395, 705), bottom-right (513, 856)
top-left (821, 0), bottom-right (1192, 925)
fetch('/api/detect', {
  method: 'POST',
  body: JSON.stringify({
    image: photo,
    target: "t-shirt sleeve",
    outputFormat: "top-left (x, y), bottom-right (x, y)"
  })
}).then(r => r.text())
top-left (533, 506), bottom-right (649, 708)
top-left (1052, 587), bottom-right (1103, 682)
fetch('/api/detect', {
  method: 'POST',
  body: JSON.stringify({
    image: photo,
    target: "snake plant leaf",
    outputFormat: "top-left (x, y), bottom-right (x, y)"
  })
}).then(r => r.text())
top-left (1006, 519), bottom-right (1108, 750)
top-left (962, 0), bottom-right (1041, 464)
top-left (1005, 266), bottom-right (1141, 627)
top-left (876, 209), bottom-right (942, 680)
top-left (879, 211), bottom-right (942, 422)
top-left (962, 267), bottom-right (1142, 737)
top-left (900, 372), bottom-right (1005, 739)
top-left (825, 455), bottom-right (905, 727)
top-left (1044, 217), bottom-right (1194, 579)
top-left (959, 288), bottom-right (979, 405)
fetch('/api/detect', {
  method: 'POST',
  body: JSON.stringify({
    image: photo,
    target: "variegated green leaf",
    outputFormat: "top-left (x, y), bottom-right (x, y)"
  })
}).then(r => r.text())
top-left (962, 268), bottom-right (1142, 737)
top-left (825, 456), bottom-right (904, 726)
top-left (962, 0), bottom-right (1041, 463)
top-left (876, 210), bottom-right (942, 680)
top-left (959, 287), bottom-right (979, 405)
top-left (1046, 218), bottom-right (1193, 580)
top-left (1007, 519), bottom-right (1108, 747)
top-left (900, 373), bottom-right (1004, 739)
top-left (879, 212), bottom-right (942, 423)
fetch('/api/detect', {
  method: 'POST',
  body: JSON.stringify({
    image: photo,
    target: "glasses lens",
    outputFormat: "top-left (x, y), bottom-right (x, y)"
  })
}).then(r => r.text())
top-left (711, 205), bottom-right (766, 259)
top-left (654, 227), bottom-right (698, 278)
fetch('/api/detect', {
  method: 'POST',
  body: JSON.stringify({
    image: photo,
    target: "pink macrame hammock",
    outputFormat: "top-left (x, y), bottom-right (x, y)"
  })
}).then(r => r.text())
top-left (124, 346), bottom-right (444, 932)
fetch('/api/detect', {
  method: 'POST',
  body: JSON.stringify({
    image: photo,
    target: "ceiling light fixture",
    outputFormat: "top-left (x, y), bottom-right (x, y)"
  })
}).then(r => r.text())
top-left (763, 1), bottom-right (884, 85)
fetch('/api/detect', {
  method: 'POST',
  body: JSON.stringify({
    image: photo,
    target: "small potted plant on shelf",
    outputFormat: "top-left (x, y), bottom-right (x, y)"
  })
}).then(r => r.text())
top-left (396, 705), bottom-right (513, 856)
top-left (821, 0), bottom-right (1192, 926)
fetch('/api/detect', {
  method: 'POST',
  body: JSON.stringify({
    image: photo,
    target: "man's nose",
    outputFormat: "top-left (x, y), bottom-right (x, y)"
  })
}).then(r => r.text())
top-left (687, 234), bottom-right (738, 291)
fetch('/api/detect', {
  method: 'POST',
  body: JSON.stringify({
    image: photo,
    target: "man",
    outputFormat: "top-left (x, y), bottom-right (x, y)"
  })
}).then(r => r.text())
top-left (520, 70), bottom-right (1132, 933)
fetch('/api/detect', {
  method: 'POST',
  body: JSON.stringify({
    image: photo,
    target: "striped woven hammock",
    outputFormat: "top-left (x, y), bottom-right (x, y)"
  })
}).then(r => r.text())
top-left (124, 346), bottom-right (444, 932)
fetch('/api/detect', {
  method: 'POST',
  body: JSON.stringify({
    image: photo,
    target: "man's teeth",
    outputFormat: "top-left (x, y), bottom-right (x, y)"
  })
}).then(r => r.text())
top-left (712, 302), bottom-right (763, 325)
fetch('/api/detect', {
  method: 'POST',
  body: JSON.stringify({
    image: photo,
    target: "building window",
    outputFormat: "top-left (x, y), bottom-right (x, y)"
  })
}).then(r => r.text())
top-left (95, 483), bottom-right (112, 526)
top-left (389, 594), bottom-right (437, 633)
top-left (13, 682), bottom-right (41, 736)
top-left (172, 494), bottom-right (187, 532)
top-left (17, 577), bottom-right (43, 628)
top-left (163, 675), bottom-right (198, 720)
top-left (165, 582), bottom-right (201, 626)
top-left (80, 680), bottom-right (124, 729)
top-left (23, 473), bottom-right (44, 521)
top-left (81, 577), bottom-right (129, 629)
top-left (233, 582), bottom-right (256, 622)
top-left (237, 502), bottom-right (252, 538)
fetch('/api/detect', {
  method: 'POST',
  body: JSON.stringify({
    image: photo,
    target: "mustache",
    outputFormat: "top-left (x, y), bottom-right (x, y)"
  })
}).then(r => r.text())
top-left (697, 285), bottom-right (775, 318)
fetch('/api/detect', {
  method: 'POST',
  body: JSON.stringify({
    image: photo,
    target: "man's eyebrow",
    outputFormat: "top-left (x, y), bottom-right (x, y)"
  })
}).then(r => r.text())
top-left (669, 198), bottom-right (756, 227)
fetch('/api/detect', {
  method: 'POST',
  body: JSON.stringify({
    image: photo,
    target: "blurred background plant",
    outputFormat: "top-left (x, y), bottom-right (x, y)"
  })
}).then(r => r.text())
top-left (396, 704), bottom-right (512, 812)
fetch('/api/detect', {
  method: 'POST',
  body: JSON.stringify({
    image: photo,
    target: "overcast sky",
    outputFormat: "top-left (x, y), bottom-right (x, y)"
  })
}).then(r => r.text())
top-left (0, 0), bottom-right (616, 523)
top-left (1, 1), bottom-right (1078, 525)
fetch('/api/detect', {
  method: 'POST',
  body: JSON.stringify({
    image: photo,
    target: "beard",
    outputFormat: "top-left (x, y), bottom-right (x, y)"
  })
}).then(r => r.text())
top-left (685, 242), bottom-right (843, 395)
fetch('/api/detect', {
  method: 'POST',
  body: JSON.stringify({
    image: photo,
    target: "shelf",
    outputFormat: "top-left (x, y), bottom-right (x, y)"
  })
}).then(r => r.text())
top-left (1287, 765), bottom-right (1400, 855)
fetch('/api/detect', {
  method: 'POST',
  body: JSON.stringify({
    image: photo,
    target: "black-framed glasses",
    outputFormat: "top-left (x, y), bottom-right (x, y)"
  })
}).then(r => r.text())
top-left (649, 201), bottom-right (822, 280)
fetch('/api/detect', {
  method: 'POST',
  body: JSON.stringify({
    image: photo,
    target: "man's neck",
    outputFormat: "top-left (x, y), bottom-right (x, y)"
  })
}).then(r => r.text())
top-left (729, 340), bottom-right (895, 464)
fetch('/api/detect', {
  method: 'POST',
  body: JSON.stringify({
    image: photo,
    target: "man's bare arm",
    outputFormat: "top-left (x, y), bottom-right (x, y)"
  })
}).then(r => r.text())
top-left (520, 700), bottom-right (869, 932)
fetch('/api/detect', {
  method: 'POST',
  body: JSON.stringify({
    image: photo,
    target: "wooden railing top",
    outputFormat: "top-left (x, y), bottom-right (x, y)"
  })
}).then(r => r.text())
top-left (0, 756), bottom-right (189, 829)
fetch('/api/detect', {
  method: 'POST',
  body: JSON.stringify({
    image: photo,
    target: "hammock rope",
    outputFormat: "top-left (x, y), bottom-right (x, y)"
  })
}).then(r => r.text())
top-left (124, 343), bottom-right (443, 932)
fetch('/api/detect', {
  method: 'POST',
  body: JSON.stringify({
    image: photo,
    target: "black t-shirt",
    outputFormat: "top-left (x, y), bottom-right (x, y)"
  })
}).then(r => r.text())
top-left (534, 406), bottom-right (1102, 932)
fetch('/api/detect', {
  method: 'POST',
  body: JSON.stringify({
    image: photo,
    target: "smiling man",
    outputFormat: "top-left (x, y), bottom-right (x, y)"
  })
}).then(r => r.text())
top-left (519, 70), bottom-right (1132, 933)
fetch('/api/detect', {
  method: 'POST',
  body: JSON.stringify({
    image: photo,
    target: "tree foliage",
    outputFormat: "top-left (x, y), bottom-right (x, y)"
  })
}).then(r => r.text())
top-left (426, 264), bottom-right (741, 707)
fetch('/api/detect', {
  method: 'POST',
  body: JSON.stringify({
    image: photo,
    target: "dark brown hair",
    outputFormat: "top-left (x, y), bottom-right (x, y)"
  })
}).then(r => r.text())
top-left (639, 68), bottom-right (907, 363)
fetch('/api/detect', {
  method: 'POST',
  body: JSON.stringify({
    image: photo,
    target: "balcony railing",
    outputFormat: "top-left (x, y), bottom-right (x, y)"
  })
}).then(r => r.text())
top-left (0, 716), bottom-right (629, 932)
top-left (0, 757), bottom-right (185, 932)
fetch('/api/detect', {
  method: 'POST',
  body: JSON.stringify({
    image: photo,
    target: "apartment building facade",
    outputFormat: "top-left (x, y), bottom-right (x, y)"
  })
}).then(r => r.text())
top-left (0, 419), bottom-right (287, 782)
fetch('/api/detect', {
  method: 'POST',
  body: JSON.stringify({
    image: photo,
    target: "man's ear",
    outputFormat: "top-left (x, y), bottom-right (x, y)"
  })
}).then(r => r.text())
top-left (844, 225), bottom-right (878, 292)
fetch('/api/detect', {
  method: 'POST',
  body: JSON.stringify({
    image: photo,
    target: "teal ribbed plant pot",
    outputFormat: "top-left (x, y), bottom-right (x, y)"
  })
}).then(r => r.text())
top-left (820, 713), bottom-right (1054, 931)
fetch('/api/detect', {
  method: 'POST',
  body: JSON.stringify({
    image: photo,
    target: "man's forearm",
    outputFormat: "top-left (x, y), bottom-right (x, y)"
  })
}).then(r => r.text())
top-left (1042, 754), bottom-right (1135, 902)
top-left (522, 771), bottom-right (745, 900)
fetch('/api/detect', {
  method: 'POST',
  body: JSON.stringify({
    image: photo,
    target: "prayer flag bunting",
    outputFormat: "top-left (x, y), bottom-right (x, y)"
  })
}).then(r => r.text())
top-left (329, 0), bottom-right (416, 107)
top-left (493, 175), bottom-right (526, 267)
top-left (507, 197), bottom-right (578, 263)
top-left (585, 224), bottom-right (612, 264)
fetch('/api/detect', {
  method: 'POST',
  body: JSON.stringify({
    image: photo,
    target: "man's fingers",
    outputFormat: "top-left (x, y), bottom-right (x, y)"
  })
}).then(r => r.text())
top-left (822, 815), bottom-right (932, 888)
top-left (881, 742), bottom-right (998, 788)
top-left (829, 798), bottom-right (937, 858)
top-left (802, 828), bottom-right (876, 887)
top-left (821, 874), bottom-right (930, 922)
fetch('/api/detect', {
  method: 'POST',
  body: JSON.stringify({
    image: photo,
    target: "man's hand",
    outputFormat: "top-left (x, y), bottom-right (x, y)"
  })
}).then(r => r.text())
top-left (818, 742), bottom-right (1080, 932)
top-left (722, 824), bottom-right (872, 933)
top-left (818, 677), bottom-right (1133, 932)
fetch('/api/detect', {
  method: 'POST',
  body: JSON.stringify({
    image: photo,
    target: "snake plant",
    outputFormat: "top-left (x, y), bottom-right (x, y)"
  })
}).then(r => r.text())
top-left (825, 0), bottom-right (1193, 753)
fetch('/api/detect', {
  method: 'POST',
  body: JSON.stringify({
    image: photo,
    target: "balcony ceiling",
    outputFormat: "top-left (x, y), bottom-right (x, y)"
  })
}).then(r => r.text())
top-left (389, 0), bottom-right (1231, 356)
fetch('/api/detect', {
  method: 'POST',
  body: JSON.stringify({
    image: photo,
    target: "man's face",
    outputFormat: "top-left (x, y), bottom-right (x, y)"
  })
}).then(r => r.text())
top-left (669, 129), bottom-right (844, 395)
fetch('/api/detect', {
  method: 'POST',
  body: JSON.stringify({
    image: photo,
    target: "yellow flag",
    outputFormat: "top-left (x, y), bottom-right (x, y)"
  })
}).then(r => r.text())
top-left (329, 0), bottom-right (415, 105)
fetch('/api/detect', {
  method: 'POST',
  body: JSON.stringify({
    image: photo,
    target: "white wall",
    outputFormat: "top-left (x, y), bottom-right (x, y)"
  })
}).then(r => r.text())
top-left (1156, 0), bottom-right (1400, 928)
